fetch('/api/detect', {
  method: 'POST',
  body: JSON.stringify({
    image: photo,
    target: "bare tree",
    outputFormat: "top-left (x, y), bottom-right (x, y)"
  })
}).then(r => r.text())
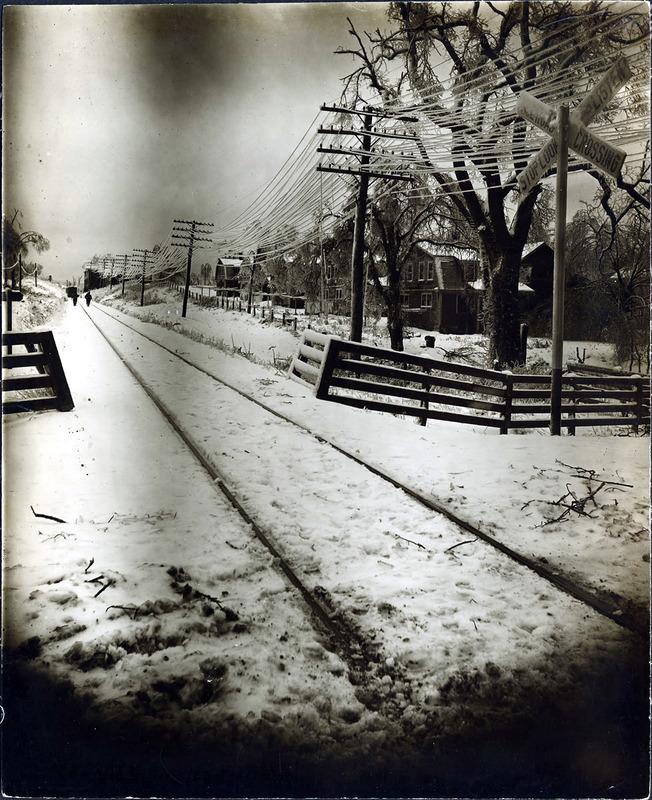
top-left (338, 1), bottom-right (649, 366)
top-left (567, 177), bottom-right (650, 371)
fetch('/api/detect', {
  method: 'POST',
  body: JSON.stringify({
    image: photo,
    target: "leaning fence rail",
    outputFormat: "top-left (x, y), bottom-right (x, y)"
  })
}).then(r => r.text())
top-left (292, 336), bottom-right (649, 434)
top-left (288, 328), bottom-right (331, 390)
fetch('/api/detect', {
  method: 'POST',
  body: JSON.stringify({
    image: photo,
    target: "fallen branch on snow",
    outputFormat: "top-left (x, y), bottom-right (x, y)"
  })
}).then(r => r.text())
top-left (93, 579), bottom-right (115, 598)
top-left (445, 539), bottom-right (476, 554)
top-left (31, 505), bottom-right (66, 523)
top-left (106, 604), bottom-right (140, 619)
top-left (394, 533), bottom-right (426, 550)
top-left (525, 462), bottom-right (634, 527)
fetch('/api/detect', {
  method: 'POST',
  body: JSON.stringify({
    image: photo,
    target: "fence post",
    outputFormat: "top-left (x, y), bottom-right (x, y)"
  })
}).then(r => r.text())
top-left (519, 323), bottom-right (528, 365)
top-left (501, 372), bottom-right (513, 434)
top-left (4, 289), bottom-right (13, 355)
top-left (419, 367), bottom-right (432, 427)
top-left (568, 378), bottom-right (577, 436)
top-left (633, 375), bottom-right (643, 434)
top-left (315, 337), bottom-right (340, 400)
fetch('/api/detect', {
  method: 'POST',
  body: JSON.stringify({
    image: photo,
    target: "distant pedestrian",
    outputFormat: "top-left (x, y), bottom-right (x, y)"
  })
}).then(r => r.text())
top-left (85, 292), bottom-right (92, 307)
top-left (72, 294), bottom-right (78, 306)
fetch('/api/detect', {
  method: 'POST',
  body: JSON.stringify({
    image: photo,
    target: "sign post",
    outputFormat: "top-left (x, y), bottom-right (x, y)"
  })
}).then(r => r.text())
top-left (516, 57), bottom-right (630, 434)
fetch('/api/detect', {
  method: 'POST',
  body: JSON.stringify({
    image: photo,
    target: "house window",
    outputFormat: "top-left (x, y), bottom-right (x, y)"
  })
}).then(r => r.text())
top-left (335, 287), bottom-right (343, 300)
top-left (421, 292), bottom-right (433, 308)
top-left (456, 294), bottom-right (468, 313)
top-left (418, 261), bottom-right (426, 281)
top-left (406, 263), bottom-right (414, 282)
top-left (325, 263), bottom-right (333, 281)
top-left (427, 261), bottom-right (434, 281)
top-left (400, 293), bottom-right (409, 305)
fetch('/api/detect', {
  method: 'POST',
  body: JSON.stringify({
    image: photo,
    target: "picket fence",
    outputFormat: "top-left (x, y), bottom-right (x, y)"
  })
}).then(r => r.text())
top-left (289, 330), bottom-right (649, 434)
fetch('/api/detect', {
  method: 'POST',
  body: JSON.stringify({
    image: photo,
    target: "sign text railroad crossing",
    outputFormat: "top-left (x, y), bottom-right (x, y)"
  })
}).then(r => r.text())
top-left (517, 57), bottom-right (631, 192)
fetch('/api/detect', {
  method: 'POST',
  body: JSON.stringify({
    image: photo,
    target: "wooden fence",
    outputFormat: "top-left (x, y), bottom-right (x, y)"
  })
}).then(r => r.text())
top-left (2, 331), bottom-right (74, 414)
top-left (289, 332), bottom-right (649, 434)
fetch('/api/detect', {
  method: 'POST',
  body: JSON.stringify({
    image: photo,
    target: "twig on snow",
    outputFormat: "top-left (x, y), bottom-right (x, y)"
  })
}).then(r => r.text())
top-left (31, 505), bottom-right (66, 523)
top-left (84, 557), bottom-right (95, 574)
top-left (445, 539), bottom-right (476, 554)
top-left (106, 604), bottom-right (140, 619)
top-left (179, 583), bottom-right (239, 621)
top-left (394, 533), bottom-right (426, 550)
top-left (93, 579), bottom-right (115, 599)
top-left (554, 460), bottom-right (633, 487)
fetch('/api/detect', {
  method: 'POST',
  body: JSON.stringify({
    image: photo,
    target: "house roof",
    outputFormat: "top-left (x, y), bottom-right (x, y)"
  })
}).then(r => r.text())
top-left (217, 257), bottom-right (243, 267)
top-left (467, 279), bottom-right (534, 293)
top-left (522, 241), bottom-right (553, 260)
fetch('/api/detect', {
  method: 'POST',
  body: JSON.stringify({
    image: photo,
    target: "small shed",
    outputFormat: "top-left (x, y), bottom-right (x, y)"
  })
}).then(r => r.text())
top-left (215, 257), bottom-right (244, 297)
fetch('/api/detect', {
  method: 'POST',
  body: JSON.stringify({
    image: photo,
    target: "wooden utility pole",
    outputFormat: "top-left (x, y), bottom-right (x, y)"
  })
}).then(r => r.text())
top-left (172, 219), bottom-right (213, 318)
top-left (114, 254), bottom-right (129, 296)
top-left (317, 104), bottom-right (416, 342)
top-left (133, 249), bottom-right (155, 307)
top-left (550, 105), bottom-right (569, 436)
top-left (349, 110), bottom-right (372, 342)
top-left (247, 251), bottom-right (257, 314)
top-left (104, 258), bottom-right (115, 289)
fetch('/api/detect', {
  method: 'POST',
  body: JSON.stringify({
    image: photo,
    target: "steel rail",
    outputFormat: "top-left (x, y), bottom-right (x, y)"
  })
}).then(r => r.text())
top-left (86, 302), bottom-right (648, 640)
top-left (81, 304), bottom-right (384, 676)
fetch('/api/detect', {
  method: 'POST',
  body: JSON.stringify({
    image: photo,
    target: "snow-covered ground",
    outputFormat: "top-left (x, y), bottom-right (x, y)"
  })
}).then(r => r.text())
top-left (2, 282), bottom-right (649, 798)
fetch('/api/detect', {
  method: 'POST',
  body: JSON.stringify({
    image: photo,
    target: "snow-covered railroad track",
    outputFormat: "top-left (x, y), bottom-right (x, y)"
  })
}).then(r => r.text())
top-left (87, 303), bottom-right (647, 641)
top-left (47, 301), bottom-right (644, 794)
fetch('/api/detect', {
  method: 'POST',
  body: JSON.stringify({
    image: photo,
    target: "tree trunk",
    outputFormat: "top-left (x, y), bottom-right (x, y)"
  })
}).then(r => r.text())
top-left (485, 248), bottom-right (523, 368)
top-left (386, 268), bottom-right (404, 351)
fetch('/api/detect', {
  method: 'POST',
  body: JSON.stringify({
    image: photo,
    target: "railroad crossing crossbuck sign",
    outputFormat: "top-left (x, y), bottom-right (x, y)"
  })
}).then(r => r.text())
top-left (517, 57), bottom-right (631, 192)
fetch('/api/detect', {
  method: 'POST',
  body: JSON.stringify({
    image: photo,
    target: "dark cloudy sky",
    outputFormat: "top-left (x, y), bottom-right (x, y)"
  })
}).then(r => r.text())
top-left (3, 2), bottom-right (390, 281)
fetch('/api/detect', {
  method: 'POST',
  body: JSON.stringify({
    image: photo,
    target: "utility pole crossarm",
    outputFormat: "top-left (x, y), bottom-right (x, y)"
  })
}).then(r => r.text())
top-left (317, 144), bottom-right (419, 161)
top-left (318, 126), bottom-right (419, 142)
top-left (320, 103), bottom-right (419, 123)
top-left (317, 164), bottom-right (413, 182)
